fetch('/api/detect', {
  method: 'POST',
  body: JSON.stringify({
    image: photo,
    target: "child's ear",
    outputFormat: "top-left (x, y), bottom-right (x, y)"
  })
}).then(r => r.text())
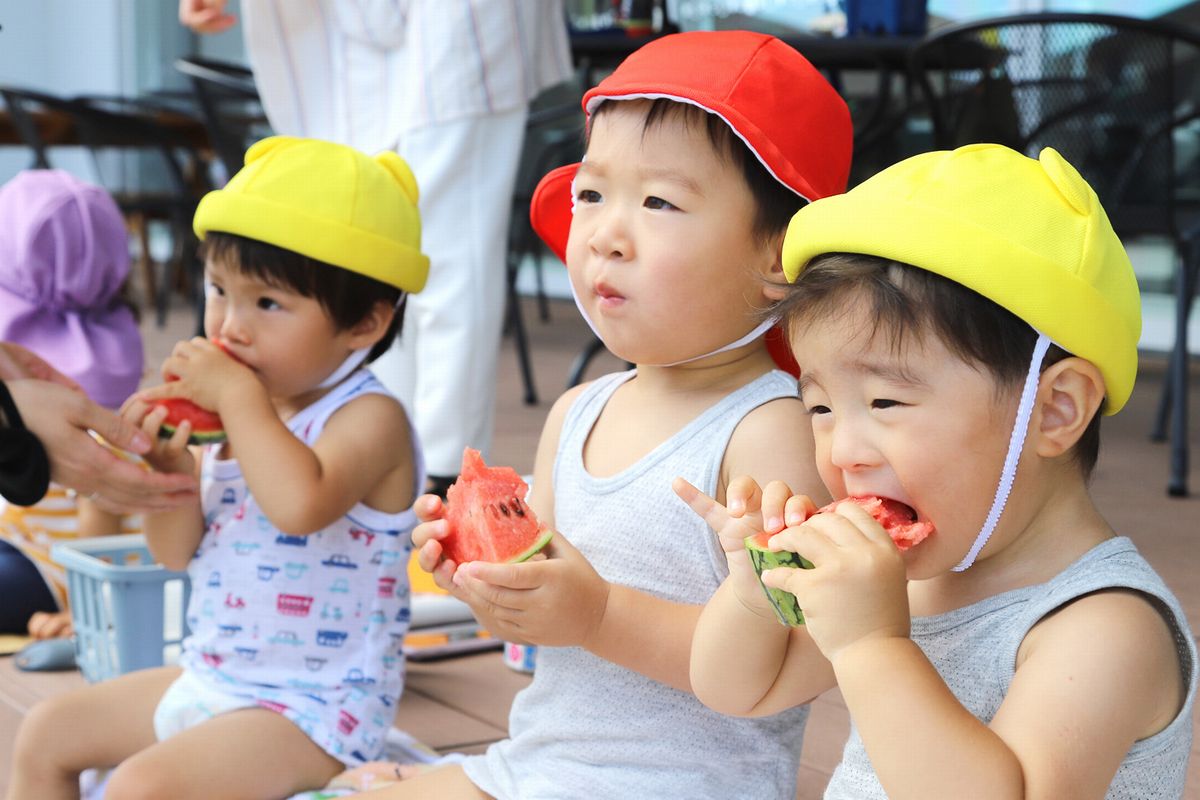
top-left (760, 233), bottom-right (789, 302)
top-left (346, 300), bottom-right (395, 349)
top-left (1032, 357), bottom-right (1105, 458)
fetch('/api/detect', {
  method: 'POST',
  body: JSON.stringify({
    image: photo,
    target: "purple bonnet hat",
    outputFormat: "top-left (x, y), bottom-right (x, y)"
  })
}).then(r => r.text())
top-left (0, 170), bottom-right (143, 409)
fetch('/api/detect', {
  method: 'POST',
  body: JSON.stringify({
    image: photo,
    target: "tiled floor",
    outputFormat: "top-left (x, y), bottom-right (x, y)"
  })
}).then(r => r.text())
top-left (1, 289), bottom-right (1197, 798)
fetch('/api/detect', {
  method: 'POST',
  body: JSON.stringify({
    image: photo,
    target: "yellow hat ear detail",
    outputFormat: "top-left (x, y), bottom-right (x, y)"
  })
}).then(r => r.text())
top-left (374, 152), bottom-right (420, 206)
top-left (243, 135), bottom-right (301, 167)
top-left (1039, 147), bottom-right (1093, 216)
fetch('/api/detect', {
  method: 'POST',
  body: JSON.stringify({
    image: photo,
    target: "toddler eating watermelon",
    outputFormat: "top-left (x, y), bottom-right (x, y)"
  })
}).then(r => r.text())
top-left (685, 144), bottom-right (1197, 798)
top-left (10, 137), bottom-right (433, 798)
top-left (361, 29), bottom-right (853, 800)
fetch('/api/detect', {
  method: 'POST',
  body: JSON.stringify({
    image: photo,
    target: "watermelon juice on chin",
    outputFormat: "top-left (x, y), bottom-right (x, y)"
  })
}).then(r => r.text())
top-left (441, 448), bottom-right (553, 564)
top-left (745, 496), bottom-right (935, 626)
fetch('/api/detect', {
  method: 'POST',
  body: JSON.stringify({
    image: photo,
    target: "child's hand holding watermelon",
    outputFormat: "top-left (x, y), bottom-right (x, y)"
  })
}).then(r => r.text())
top-left (414, 449), bottom-right (609, 648)
top-left (672, 475), bottom-right (814, 623)
top-left (760, 500), bottom-right (911, 663)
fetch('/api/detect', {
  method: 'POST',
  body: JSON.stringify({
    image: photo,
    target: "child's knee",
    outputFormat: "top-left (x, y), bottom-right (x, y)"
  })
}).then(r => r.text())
top-left (9, 698), bottom-right (84, 785)
top-left (103, 756), bottom-right (175, 800)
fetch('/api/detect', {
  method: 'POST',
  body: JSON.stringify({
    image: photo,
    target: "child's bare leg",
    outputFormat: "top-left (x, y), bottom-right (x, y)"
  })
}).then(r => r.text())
top-left (346, 763), bottom-right (491, 799)
top-left (102, 706), bottom-right (343, 800)
top-left (6, 665), bottom-right (181, 800)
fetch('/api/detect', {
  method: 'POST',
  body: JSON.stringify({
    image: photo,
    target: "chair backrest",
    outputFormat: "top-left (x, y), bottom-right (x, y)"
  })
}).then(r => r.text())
top-left (910, 12), bottom-right (1200, 242)
top-left (0, 86), bottom-right (62, 169)
top-left (175, 57), bottom-right (269, 181)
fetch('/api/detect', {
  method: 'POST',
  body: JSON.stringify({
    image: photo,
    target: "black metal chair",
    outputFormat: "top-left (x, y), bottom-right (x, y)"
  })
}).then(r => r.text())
top-left (910, 12), bottom-right (1200, 496)
top-left (174, 57), bottom-right (269, 183)
top-left (506, 96), bottom-right (585, 405)
top-left (0, 87), bottom-right (211, 328)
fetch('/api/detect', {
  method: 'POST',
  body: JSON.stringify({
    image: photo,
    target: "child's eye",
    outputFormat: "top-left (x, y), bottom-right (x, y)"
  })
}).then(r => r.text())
top-left (806, 404), bottom-right (831, 415)
top-left (644, 196), bottom-right (678, 211)
top-left (576, 189), bottom-right (601, 204)
top-left (206, 282), bottom-right (225, 297)
top-left (871, 399), bottom-right (903, 410)
top-left (257, 297), bottom-right (281, 311)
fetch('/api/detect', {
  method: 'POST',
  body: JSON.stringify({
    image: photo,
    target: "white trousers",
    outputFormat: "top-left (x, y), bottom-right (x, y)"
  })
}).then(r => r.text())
top-left (372, 107), bottom-right (529, 476)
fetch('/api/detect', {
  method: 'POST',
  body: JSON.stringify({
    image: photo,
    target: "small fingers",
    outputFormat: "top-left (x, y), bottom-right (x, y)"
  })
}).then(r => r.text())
top-left (415, 538), bottom-right (444, 572)
top-left (412, 518), bottom-right (448, 549)
top-left (783, 494), bottom-right (817, 528)
top-left (456, 560), bottom-right (539, 590)
top-left (454, 570), bottom-right (527, 613)
top-left (672, 476), bottom-right (731, 531)
top-left (724, 475), bottom-right (763, 518)
top-left (829, 501), bottom-right (894, 548)
top-left (760, 480), bottom-right (796, 533)
top-left (413, 494), bottom-right (445, 524)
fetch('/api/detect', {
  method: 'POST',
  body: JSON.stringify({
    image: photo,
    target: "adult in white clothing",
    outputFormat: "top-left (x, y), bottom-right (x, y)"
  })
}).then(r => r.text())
top-left (180, 0), bottom-right (574, 492)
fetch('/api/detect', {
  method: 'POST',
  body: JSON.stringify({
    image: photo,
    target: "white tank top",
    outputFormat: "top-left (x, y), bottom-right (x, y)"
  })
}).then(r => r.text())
top-left (464, 369), bottom-right (812, 799)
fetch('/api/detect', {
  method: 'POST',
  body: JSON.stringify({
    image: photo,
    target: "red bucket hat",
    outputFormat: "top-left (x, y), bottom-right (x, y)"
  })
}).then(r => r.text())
top-left (530, 30), bottom-right (853, 264)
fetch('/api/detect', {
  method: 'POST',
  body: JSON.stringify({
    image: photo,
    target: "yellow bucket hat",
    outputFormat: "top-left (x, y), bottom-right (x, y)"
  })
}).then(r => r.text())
top-left (781, 143), bottom-right (1141, 414)
top-left (194, 136), bottom-right (429, 294)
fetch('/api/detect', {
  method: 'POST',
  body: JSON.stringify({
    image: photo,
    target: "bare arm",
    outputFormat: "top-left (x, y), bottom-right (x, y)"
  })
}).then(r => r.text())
top-left (137, 338), bottom-right (412, 534)
top-left (122, 397), bottom-right (206, 570)
top-left (832, 590), bottom-right (1184, 800)
top-left (686, 397), bottom-right (838, 713)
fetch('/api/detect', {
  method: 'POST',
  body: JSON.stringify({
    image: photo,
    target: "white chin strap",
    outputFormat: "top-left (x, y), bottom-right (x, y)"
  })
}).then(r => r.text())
top-left (952, 331), bottom-right (1051, 572)
top-left (317, 347), bottom-right (371, 389)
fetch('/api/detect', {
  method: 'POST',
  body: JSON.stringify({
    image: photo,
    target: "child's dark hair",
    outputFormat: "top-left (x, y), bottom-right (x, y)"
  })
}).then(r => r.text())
top-left (200, 232), bottom-right (404, 363)
top-left (775, 253), bottom-right (1102, 477)
top-left (590, 98), bottom-right (804, 241)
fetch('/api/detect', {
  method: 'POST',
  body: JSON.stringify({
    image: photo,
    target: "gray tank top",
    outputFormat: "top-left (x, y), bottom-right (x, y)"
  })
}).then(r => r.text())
top-left (826, 536), bottom-right (1197, 799)
top-left (463, 369), bottom-right (811, 799)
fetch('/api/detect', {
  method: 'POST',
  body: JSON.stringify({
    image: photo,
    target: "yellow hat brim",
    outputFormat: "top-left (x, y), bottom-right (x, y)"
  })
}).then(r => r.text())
top-left (194, 189), bottom-right (429, 294)
top-left (782, 147), bottom-right (1140, 414)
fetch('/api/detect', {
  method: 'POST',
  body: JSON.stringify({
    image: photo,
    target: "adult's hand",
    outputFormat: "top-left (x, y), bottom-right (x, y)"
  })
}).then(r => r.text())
top-left (6, 379), bottom-right (198, 513)
top-left (0, 343), bottom-right (82, 390)
top-left (179, 0), bottom-right (237, 34)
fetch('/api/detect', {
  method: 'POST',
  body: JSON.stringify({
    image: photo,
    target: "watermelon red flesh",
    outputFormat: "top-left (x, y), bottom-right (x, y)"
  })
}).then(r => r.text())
top-left (816, 496), bottom-right (934, 551)
top-left (152, 340), bottom-right (236, 445)
top-left (442, 448), bottom-right (552, 564)
top-left (155, 397), bottom-right (226, 445)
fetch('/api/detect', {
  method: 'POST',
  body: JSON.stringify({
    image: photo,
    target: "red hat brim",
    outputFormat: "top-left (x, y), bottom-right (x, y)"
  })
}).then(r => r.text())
top-left (530, 162), bottom-right (578, 265)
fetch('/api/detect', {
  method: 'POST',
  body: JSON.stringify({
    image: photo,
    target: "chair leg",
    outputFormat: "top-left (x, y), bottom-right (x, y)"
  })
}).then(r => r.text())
top-left (1166, 246), bottom-right (1197, 497)
top-left (128, 214), bottom-right (156, 318)
top-left (506, 258), bottom-right (538, 406)
top-left (567, 337), bottom-right (607, 390)
top-left (534, 253), bottom-right (551, 322)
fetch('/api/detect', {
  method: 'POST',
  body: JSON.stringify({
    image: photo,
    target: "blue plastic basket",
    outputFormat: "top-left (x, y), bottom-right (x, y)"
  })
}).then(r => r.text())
top-left (51, 534), bottom-right (191, 683)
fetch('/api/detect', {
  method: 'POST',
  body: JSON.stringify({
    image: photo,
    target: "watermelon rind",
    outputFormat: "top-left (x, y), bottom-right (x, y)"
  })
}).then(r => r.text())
top-left (744, 536), bottom-right (813, 627)
top-left (159, 422), bottom-right (227, 446)
top-left (506, 527), bottom-right (554, 564)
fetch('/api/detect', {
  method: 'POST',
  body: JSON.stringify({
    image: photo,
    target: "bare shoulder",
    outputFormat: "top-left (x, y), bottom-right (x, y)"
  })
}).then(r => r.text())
top-left (1006, 587), bottom-right (1186, 748)
top-left (325, 390), bottom-right (409, 433)
top-left (1026, 588), bottom-right (1186, 715)
top-left (723, 395), bottom-right (825, 500)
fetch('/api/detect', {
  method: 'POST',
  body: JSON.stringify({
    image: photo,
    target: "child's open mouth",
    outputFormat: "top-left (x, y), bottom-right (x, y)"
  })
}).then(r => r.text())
top-left (820, 496), bottom-right (935, 551)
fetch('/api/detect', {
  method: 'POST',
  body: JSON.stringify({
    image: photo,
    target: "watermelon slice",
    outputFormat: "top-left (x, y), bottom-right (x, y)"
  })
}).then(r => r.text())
top-left (151, 340), bottom-right (235, 445)
top-left (441, 448), bottom-right (553, 564)
top-left (155, 397), bottom-right (226, 445)
top-left (744, 496), bottom-right (934, 626)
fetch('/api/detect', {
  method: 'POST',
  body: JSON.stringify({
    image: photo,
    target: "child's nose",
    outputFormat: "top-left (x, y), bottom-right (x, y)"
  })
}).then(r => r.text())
top-left (218, 307), bottom-right (249, 343)
top-left (587, 207), bottom-right (632, 260)
top-left (828, 421), bottom-right (879, 473)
